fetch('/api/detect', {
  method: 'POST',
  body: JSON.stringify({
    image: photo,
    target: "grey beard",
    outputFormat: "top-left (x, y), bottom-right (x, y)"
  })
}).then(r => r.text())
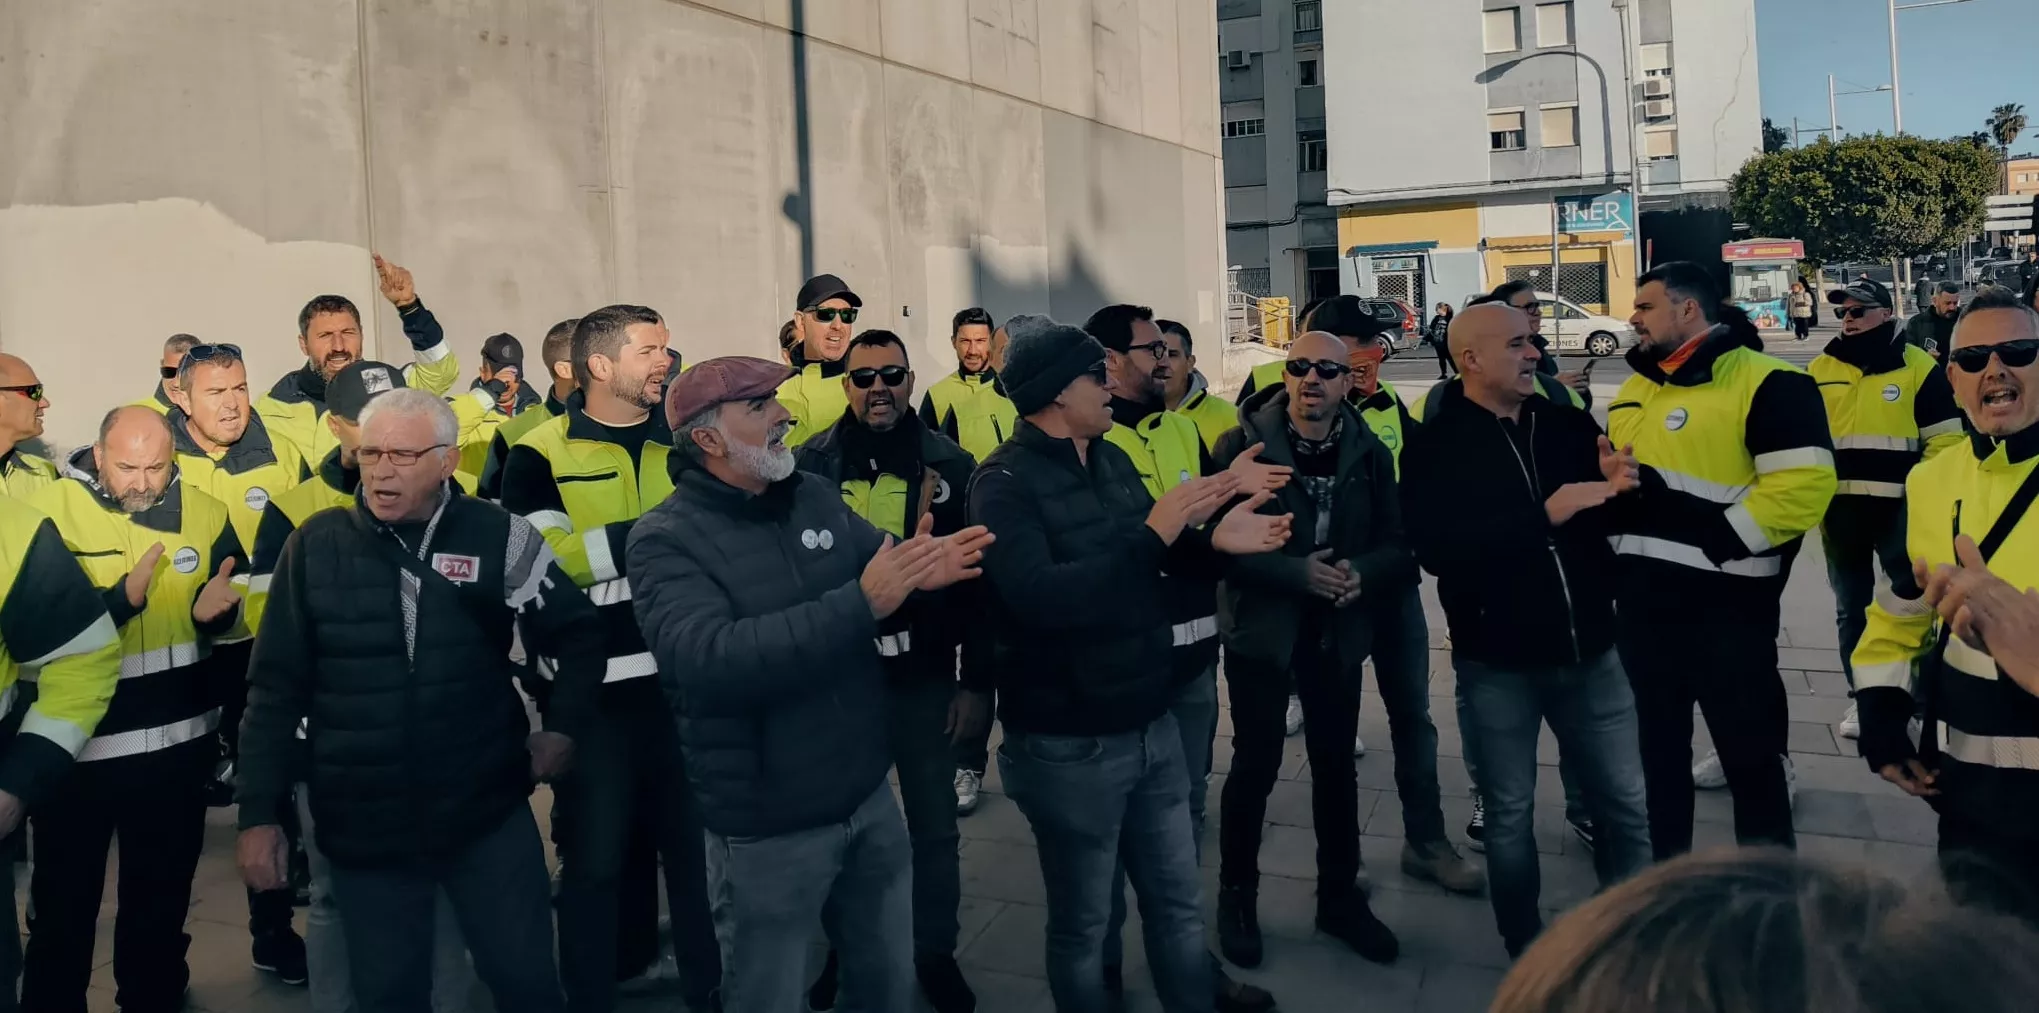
top-left (731, 438), bottom-right (795, 484)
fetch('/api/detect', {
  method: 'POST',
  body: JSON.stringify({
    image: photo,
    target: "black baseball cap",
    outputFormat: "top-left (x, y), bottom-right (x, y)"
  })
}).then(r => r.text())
top-left (1303, 295), bottom-right (1397, 341)
top-left (480, 332), bottom-right (524, 370)
top-left (795, 274), bottom-right (862, 310)
top-left (327, 360), bottom-right (408, 422)
top-left (1827, 278), bottom-right (1893, 309)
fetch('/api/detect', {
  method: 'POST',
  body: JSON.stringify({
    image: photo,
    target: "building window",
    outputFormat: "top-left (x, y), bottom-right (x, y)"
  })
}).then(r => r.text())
top-left (1295, 1), bottom-right (1321, 32)
top-left (1535, 3), bottom-right (1572, 47)
top-left (1643, 127), bottom-right (1679, 160)
top-left (1490, 110), bottom-right (1527, 151)
top-left (1224, 118), bottom-right (1267, 138)
top-left (1541, 104), bottom-right (1579, 147)
top-left (1298, 57), bottom-right (1320, 87)
top-left (1483, 8), bottom-right (1520, 54)
top-left (1640, 43), bottom-right (1673, 77)
top-left (1299, 132), bottom-right (1328, 172)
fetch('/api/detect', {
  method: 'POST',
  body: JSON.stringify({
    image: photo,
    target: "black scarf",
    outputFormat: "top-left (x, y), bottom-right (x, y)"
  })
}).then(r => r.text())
top-left (837, 410), bottom-right (924, 483)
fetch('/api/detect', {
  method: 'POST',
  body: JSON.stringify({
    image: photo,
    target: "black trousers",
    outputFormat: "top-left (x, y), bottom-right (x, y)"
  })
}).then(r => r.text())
top-left (22, 740), bottom-right (212, 1013)
top-left (555, 693), bottom-right (719, 1011)
top-left (1220, 636), bottom-right (1362, 892)
top-left (954, 690), bottom-right (996, 775)
top-left (1432, 342), bottom-right (1455, 377)
top-left (1939, 814), bottom-right (2039, 926)
top-left (1620, 612), bottom-right (1795, 859)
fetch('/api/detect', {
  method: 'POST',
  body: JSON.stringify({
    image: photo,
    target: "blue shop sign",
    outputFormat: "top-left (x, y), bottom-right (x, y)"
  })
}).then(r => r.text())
top-left (1556, 192), bottom-right (1634, 237)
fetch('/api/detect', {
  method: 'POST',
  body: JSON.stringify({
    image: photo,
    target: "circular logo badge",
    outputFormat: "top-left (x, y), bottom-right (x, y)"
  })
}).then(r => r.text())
top-left (1179, 469), bottom-right (1192, 484)
top-left (244, 487), bottom-right (270, 511)
top-left (171, 547), bottom-right (200, 574)
top-left (800, 529), bottom-right (819, 550)
top-left (932, 479), bottom-right (952, 505)
top-left (1664, 407), bottom-right (1690, 432)
top-left (818, 529), bottom-right (835, 550)
top-left (1882, 383), bottom-right (1901, 403)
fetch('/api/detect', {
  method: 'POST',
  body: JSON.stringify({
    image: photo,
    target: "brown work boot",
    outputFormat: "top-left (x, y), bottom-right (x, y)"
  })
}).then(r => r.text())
top-left (1215, 966), bottom-right (1276, 1013)
top-left (1401, 838), bottom-right (1486, 895)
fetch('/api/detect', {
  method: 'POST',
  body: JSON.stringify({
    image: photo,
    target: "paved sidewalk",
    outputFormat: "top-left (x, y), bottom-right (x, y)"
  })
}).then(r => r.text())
top-left (54, 533), bottom-right (1927, 1013)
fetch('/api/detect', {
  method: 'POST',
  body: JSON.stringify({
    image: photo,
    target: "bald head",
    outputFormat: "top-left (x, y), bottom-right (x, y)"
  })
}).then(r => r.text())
top-left (1283, 330), bottom-right (1355, 427)
top-left (1289, 330), bottom-right (1346, 363)
top-left (1450, 303), bottom-right (1542, 405)
top-left (95, 407), bottom-right (174, 513)
top-left (0, 354), bottom-right (35, 388)
top-left (0, 354), bottom-right (44, 448)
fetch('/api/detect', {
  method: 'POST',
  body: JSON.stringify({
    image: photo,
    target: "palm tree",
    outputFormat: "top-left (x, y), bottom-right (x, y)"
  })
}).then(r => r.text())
top-left (1988, 104), bottom-right (2026, 192)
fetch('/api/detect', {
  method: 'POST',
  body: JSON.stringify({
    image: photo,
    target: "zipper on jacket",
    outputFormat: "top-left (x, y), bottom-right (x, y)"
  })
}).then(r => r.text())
top-left (1498, 414), bottom-right (1581, 662)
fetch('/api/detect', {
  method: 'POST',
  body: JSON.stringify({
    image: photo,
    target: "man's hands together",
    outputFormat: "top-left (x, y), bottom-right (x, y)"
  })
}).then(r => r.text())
top-left (861, 513), bottom-right (996, 620)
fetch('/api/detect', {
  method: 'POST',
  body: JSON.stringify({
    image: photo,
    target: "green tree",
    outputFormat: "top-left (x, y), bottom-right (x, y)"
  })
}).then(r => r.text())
top-left (1990, 103), bottom-right (2027, 153)
top-left (1730, 135), bottom-right (1998, 267)
top-left (1762, 117), bottom-right (1791, 153)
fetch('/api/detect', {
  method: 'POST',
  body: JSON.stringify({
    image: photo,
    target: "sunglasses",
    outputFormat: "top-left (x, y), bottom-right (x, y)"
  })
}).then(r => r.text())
top-left (848, 365), bottom-right (909, 389)
top-left (1837, 306), bottom-right (1884, 320)
top-left (0, 384), bottom-right (44, 402)
top-left (1081, 362), bottom-right (1109, 385)
top-left (806, 307), bottom-right (859, 325)
top-left (1286, 358), bottom-right (1352, 381)
top-left (1948, 338), bottom-right (2039, 374)
top-left (185, 343), bottom-right (243, 363)
top-left (159, 366), bottom-right (179, 380)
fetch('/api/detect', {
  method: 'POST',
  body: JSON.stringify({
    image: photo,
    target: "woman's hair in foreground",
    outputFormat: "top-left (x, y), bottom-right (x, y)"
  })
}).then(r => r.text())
top-left (1491, 848), bottom-right (2039, 1013)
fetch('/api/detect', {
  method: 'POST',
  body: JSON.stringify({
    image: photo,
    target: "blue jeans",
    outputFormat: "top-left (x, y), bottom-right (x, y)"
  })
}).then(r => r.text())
top-left (1000, 713), bottom-right (1210, 1013)
top-left (1106, 666), bottom-right (1218, 971)
top-left (1454, 649), bottom-right (1651, 954)
top-left (1457, 684), bottom-right (1588, 819)
top-left (704, 783), bottom-right (913, 1013)
top-left (1371, 590), bottom-right (1446, 844)
top-left (1824, 507), bottom-right (1911, 689)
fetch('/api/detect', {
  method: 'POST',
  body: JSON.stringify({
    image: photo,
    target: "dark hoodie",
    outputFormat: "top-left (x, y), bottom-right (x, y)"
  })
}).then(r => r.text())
top-left (1211, 384), bottom-right (1414, 673)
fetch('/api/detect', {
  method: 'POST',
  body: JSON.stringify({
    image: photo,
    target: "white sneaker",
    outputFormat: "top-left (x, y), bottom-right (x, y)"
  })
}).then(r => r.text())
top-left (954, 768), bottom-right (982, 816)
top-left (1838, 702), bottom-right (1860, 740)
top-left (1693, 750), bottom-right (1728, 789)
top-left (1783, 754), bottom-right (1798, 806)
top-left (1285, 695), bottom-right (1304, 737)
top-left (1353, 733), bottom-right (1367, 757)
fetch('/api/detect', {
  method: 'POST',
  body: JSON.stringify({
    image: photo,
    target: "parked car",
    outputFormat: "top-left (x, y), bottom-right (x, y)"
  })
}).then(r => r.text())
top-left (1351, 297), bottom-right (1415, 356)
top-left (1460, 292), bottom-right (1636, 357)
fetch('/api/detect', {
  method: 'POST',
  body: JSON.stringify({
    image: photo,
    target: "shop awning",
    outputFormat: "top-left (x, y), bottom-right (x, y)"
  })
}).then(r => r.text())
top-left (1344, 241), bottom-right (1440, 257)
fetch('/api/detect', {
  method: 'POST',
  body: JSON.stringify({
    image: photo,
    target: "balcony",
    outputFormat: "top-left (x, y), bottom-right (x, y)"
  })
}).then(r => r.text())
top-left (1294, 1), bottom-right (1322, 44)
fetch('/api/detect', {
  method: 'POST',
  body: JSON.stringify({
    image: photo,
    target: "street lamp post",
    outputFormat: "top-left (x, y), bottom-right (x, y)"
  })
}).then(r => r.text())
top-left (1890, 0), bottom-right (1978, 136)
top-left (1828, 77), bottom-right (1893, 141)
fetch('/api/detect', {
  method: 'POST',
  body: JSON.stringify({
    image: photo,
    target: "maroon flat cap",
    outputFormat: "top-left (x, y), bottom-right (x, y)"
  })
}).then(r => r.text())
top-left (665, 356), bottom-right (796, 430)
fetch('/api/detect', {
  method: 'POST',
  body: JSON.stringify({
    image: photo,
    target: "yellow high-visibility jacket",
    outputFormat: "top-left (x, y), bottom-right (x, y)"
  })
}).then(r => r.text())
top-left (1808, 329), bottom-right (1964, 501)
top-left (257, 298), bottom-right (464, 464)
top-left (0, 450), bottom-right (59, 501)
top-left (0, 495), bottom-right (120, 804)
top-left (778, 361), bottom-right (850, 449)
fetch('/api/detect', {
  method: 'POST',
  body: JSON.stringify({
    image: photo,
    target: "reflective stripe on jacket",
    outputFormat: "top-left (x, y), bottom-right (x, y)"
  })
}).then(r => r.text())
top-left (0, 495), bottom-right (119, 802)
top-left (1809, 329), bottom-right (1963, 500)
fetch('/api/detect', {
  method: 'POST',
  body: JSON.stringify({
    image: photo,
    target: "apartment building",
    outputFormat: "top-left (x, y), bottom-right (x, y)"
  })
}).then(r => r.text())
top-left (1218, 0), bottom-right (1342, 305)
top-left (1319, 0), bottom-right (1761, 317)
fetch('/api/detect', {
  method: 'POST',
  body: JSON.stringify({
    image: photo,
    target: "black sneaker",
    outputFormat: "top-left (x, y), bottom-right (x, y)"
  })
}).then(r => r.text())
top-left (1465, 793), bottom-right (1487, 854)
top-left (807, 949), bottom-right (839, 1011)
top-left (1217, 885), bottom-right (1263, 969)
top-left (1567, 812), bottom-right (1598, 852)
top-left (915, 954), bottom-right (977, 1013)
top-left (251, 930), bottom-right (308, 986)
top-left (1316, 887), bottom-right (1399, 965)
top-left (1215, 966), bottom-right (1276, 1013)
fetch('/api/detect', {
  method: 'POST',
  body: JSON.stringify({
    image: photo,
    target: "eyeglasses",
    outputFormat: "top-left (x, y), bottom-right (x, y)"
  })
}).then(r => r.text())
top-left (1837, 306), bottom-right (1884, 320)
top-left (1081, 363), bottom-right (1109, 385)
top-left (849, 366), bottom-right (909, 389)
top-left (1123, 340), bottom-right (1169, 359)
top-left (358, 444), bottom-right (450, 467)
top-left (1948, 338), bottom-right (2039, 374)
top-left (185, 343), bottom-right (242, 362)
top-left (1285, 359), bottom-right (1352, 381)
top-left (0, 384), bottom-right (44, 402)
top-left (806, 307), bottom-right (859, 325)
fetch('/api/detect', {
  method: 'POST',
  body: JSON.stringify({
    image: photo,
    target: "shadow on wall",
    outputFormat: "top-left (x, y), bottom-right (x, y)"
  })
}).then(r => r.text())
top-left (783, 0), bottom-right (814, 281)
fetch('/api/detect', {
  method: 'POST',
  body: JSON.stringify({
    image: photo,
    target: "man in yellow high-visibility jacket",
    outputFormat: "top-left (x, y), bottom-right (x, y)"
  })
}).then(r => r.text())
top-left (0, 354), bottom-right (58, 500)
top-left (1609, 262), bottom-right (1836, 860)
top-left (778, 274), bottom-right (861, 448)
top-left (135, 334), bottom-right (200, 416)
top-left (1159, 319), bottom-right (1238, 454)
top-left (917, 307), bottom-right (1001, 441)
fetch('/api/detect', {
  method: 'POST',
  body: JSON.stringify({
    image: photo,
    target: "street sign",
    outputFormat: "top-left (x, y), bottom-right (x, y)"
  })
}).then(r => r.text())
top-left (1984, 195), bottom-right (2038, 234)
top-left (1722, 240), bottom-right (1806, 262)
top-left (1556, 192), bottom-right (1635, 238)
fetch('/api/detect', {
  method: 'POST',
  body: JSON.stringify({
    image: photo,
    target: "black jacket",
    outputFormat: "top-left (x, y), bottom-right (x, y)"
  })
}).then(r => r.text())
top-left (969, 421), bottom-right (1225, 737)
top-left (236, 487), bottom-right (603, 869)
top-left (1400, 382), bottom-right (1621, 668)
top-left (1211, 387), bottom-right (1415, 672)
top-left (795, 412), bottom-right (983, 689)
top-left (627, 458), bottom-right (892, 840)
top-left (1900, 309), bottom-right (1957, 358)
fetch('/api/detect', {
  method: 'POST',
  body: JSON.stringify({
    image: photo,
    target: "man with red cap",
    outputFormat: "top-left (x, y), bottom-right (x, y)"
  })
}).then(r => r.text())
top-left (627, 356), bottom-right (994, 1013)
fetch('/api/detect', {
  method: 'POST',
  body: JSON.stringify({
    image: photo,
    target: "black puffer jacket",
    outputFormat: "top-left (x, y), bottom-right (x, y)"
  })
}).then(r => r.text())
top-left (969, 421), bottom-right (1225, 737)
top-left (1211, 387), bottom-right (1414, 672)
top-left (627, 457), bottom-right (892, 840)
top-left (237, 488), bottom-right (604, 868)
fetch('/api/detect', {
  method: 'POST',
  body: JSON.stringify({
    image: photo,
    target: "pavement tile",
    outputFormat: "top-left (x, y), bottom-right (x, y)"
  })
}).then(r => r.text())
top-left (959, 901), bottom-right (1049, 979)
top-left (1776, 669), bottom-right (1812, 695)
top-left (1787, 720), bottom-right (1842, 756)
top-left (1865, 839), bottom-right (1940, 884)
top-left (960, 839), bottom-right (1049, 905)
top-left (959, 791), bottom-right (1039, 848)
top-left (1861, 793), bottom-right (1940, 848)
top-left (1778, 646), bottom-right (1845, 673)
top-left (1790, 788), bottom-right (1877, 839)
top-left (1786, 693), bottom-right (1849, 725)
top-left (1806, 668), bottom-right (1852, 698)
top-left (1417, 963), bottom-right (1509, 1013)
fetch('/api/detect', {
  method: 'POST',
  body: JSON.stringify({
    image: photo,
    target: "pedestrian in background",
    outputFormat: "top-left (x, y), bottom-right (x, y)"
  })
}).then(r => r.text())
top-left (1902, 282), bottom-right (1963, 361)
top-left (1428, 302), bottom-right (1456, 378)
top-left (1788, 281), bottom-right (1815, 341)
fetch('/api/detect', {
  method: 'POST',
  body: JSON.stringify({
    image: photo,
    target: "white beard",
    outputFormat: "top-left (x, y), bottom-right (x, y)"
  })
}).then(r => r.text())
top-left (731, 434), bottom-right (796, 484)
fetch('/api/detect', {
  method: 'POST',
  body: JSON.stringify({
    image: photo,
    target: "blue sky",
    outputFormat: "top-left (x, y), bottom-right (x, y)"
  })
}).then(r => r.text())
top-left (1756, 0), bottom-right (2037, 148)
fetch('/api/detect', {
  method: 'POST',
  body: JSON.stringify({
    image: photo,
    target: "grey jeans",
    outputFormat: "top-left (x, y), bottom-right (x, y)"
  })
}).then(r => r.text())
top-left (1106, 666), bottom-right (1217, 970)
top-left (705, 783), bottom-right (913, 1013)
top-left (299, 784), bottom-right (476, 1013)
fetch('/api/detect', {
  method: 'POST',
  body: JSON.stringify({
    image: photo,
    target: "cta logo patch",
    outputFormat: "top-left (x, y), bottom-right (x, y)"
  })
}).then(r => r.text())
top-left (172, 547), bottom-right (200, 574)
top-left (244, 487), bottom-right (270, 511)
top-left (432, 553), bottom-right (479, 584)
top-left (1664, 407), bottom-right (1690, 431)
top-left (1882, 383), bottom-right (1901, 402)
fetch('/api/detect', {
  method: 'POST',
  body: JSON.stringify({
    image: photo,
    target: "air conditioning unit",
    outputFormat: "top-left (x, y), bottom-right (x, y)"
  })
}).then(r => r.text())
top-left (1642, 77), bottom-right (1673, 99)
top-left (1227, 49), bottom-right (1251, 70)
top-left (1644, 99), bottom-right (1676, 120)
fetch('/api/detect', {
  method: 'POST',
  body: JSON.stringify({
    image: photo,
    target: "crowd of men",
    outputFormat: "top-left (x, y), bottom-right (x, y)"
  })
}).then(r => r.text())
top-left (0, 251), bottom-right (2029, 1013)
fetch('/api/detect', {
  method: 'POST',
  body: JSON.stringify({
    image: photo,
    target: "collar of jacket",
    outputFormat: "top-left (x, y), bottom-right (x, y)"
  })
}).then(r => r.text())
top-left (1426, 374), bottom-right (1553, 427)
top-left (317, 447), bottom-right (361, 496)
top-left (153, 384), bottom-right (175, 410)
top-left (1624, 305), bottom-right (1765, 388)
top-left (1179, 369), bottom-right (1213, 407)
top-left (1351, 385), bottom-right (1399, 413)
top-left (564, 391), bottom-right (673, 446)
top-left (168, 406), bottom-right (287, 475)
top-left (669, 452), bottom-right (806, 519)
top-left (1236, 383), bottom-right (1368, 476)
top-left (62, 446), bottom-right (185, 534)
top-left (957, 365), bottom-right (996, 384)
top-left (798, 357), bottom-right (847, 380)
top-left (544, 388), bottom-right (569, 416)
top-left (1821, 320), bottom-right (1906, 374)
top-left (268, 362), bottom-right (330, 408)
top-left (1967, 423), bottom-right (2039, 465)
top-left (1011, 418), bottom-right (1101, 478)
top-left (1108, 395), bottom-right (1164, 429)
top-left (348, 480), bottom-right (458, 547)
top-left (806, 408), bottom-right (940, 483)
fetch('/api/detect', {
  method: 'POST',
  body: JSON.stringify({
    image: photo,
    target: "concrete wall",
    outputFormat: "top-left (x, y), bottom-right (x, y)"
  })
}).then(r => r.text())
top-left (1, 0), bottom-right (1227, 449)
top-left (1666, 0), bottom-right (1760, 192)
